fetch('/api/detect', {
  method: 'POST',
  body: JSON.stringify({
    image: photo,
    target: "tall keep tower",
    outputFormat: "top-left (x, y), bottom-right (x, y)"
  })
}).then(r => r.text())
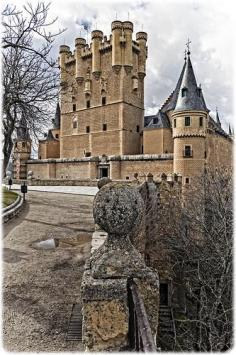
top-left (172, 50), bottom-right (208, 185)
top-left (59, 21), bottom-right (147, 158)
top-left (13, 117), bottom-right (31, 179)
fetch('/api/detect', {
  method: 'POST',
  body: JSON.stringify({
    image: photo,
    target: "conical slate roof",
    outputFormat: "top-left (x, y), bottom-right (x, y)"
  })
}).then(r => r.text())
top-left (52, 103), bottom-right (61, 129)
top-left (216, 109), bottom-right (221, 126)
top-left (174, 54), bottom-right (208, 112)
top-left (16, 116), bottom-right (30, 141)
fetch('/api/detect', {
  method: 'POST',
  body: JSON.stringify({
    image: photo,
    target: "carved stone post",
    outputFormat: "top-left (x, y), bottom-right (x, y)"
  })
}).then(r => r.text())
top-left (81, 183), bottom-right (159, 351)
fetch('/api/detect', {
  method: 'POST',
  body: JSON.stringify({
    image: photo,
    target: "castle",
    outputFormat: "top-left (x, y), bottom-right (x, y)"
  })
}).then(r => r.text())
top-left (13, 20), bottom-right (233, 182)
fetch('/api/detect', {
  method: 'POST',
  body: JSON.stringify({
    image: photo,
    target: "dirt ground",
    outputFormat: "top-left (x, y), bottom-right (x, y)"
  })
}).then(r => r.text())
top-left (2, 191), bottom-right (94, 352)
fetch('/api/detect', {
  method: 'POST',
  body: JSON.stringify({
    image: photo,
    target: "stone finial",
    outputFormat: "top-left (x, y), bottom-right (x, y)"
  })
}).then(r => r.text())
top-left (93, 183), bottom-right (144, 237)
top-left (146, 172), bottom-right (153, 183)
top-left (91, 183), bottom-right (154, 279)
top-left (161, 172), bottom-right (167, 181)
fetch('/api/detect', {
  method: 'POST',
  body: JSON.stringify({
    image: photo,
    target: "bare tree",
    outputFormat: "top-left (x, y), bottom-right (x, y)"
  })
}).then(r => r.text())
top-left (2, 2), bottom-right (65, 173)
top-left (164, 169), bottom-right (233, 351)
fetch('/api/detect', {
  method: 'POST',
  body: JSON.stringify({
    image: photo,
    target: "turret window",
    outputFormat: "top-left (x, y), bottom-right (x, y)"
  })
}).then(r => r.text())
top-left (22, 142), bottom-right (25, 148)
top-left (182, 88), bottom-right (188, 97)
top-left (103, 124), bottom-right (107, 131)
top-left (183, 145), bottom-right (193, 157)
top-left (199, 117), bottom-right (203, 127)
top-left (185, 116), bottom-right (191, 126)
top-left (73, 121), bottom-right (77, 129)
top-left (86, 100), bottom-right (90, 108)
top-left (73, 104), bottom-right (76, 112)
top-left (102, 97), bottom-right (106, 106)
top-left (86, 126), bottom-right (90, 133)
top-left (174, 119), bottom-right (176, 128)
top-left (136, 125), bottom-right (140, 132)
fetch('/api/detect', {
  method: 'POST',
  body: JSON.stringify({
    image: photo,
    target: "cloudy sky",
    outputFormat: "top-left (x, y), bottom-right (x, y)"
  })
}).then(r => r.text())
top-left (5, 0), bottom-right (235, 131)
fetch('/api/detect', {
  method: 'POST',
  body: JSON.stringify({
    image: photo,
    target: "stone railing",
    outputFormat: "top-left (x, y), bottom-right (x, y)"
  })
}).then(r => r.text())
top-left (81, 182), bottom-right (159, 352)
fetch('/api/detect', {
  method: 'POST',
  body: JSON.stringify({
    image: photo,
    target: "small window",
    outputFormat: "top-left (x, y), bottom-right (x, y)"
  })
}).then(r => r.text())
top-left (126, 176), bottom-right (129, 180)
top-left (199, 117), bottom-right (203, 127)
top-left (103, 124), bottom-right (107, 131)
top-left (136, 125), bottom-right (140, 133)
top-left (22, 142), bottom-right (25, 148)
top-left (102, 97), bottom-right (106, 105)
top-left (204, 151), bottom-right (207, 159)
top-left (184, 145), bottom-right (192, 157)
top-left (86, 100), bottom-right (90, 108)
top-left (153, 117), bottom-right (158, 124)
top-left (174, 119), bottom-right (176, 128)
top-left (86, 126), bottom-right (90, 133)
top-left (55, 134), bottom-right (59, 138)
top-left (73, 104), bottom-right (76, 112)
top-left (73, 121), bottom-right (77, 129)
top-left (185, 116), bottom-right (191, 126)
top-left (185, 177), bottom-right (190, 184)
top-left (182, 88), bottom-right (188, 97)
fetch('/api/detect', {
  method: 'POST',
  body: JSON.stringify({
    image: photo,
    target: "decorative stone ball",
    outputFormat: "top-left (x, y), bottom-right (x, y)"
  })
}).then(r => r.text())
top-left (97, 177), bottom-right (112, 189)
top-left (93, 183), bottom-right (144, 236)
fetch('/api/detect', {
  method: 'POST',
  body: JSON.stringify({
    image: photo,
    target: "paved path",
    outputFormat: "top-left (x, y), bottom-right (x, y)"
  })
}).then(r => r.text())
top-left (3, 191), bottom-right (94, 352)
top-left (5, 184), bottom-right (98, 196)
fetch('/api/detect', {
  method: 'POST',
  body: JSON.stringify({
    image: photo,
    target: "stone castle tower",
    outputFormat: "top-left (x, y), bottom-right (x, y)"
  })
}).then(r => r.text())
top-left (59, 21), bottom-right (147, 158)
top-left (13, 117), bottom-right (31, 179)
top-left (171, 50), bottom-right (208, 183)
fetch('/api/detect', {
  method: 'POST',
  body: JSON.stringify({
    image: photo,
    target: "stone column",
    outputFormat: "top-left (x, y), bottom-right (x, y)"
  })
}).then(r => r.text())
top-left (81, 182), bottom-right (159, 351)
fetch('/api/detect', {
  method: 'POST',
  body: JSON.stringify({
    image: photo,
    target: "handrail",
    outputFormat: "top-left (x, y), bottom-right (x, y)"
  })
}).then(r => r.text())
top-left (128, 280), bottom-right (157, 352)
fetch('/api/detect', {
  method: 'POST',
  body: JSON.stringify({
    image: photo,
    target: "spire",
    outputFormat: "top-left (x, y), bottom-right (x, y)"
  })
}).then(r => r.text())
top-left (229, 124), bottom-right (232, 136)
top-left (174, 52), bottom-right (208, 112)
top-left (216, 107), bottom-right (221, 126)
top-left (16, 115), bottom-right (30, 141)
top-left (52, 103), bottom-right (61, 129)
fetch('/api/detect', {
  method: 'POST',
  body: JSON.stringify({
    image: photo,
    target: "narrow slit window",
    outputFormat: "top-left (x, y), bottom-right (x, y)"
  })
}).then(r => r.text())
top-left (199, 117), bottom-right (203, 127)
top-left (102, 97), bottom-right (106, 106)
top-left (136, 125), bottom-right (140, 132)
top-left (185, 116), bottom-right (191, 126)
top-left (73, 104), bottom-right (76, 112)
top-left (73, 121), bottom-right (77, 129)
top-left (86, 100), bottom-right (90, 108)
top-left (174, 119), bottom-right (176, 128)
top-left (86, 126), bottom-right (90, 133)
top-left (103, 124), bottom-right (107, 131)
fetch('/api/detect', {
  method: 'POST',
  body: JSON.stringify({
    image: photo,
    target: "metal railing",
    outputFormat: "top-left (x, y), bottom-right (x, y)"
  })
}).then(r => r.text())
top-left (128, 280), bottom-right (157, 352)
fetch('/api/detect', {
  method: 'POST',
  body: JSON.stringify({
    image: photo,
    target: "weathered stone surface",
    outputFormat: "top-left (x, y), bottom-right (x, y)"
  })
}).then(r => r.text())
top-left (81, 270), bottom-right (129, 351)
top-left (93, 182), bottom-right (144, 237)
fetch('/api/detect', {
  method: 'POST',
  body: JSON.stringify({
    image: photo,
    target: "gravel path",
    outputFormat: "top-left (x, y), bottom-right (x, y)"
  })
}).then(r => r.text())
top-left (3, 191), bottom-right (94, 352)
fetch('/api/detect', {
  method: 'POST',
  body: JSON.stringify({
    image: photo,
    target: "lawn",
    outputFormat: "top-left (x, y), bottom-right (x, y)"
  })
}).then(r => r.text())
top-left (2, 187), bottom-right (18, 208)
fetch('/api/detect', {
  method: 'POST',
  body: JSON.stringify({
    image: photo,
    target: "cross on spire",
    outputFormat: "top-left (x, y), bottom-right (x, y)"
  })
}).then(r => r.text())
top-left (186, 38), bottom-right (191, 55)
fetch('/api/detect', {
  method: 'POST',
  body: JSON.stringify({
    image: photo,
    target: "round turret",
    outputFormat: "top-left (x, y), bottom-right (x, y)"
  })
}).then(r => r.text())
top-left (111, 20), bottom-right (123, 31)
top-left (122, 21), bottom-right (133, 31)
top-left (59, 45), bottom-right (70, 54)
top-left (91, 30), bottom-right (103, 40)
top-left (75, 37), bottom-right (86, 48)
top-left (136, 31), bottom-right (147, 41)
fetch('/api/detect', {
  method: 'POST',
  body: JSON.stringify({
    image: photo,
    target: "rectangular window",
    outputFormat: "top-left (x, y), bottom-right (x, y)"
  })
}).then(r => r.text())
top-left (73, 121), bottom-right (77, 129)
top-left (184, 145), bottom-right (192, 157)
top-left (185, 116), bottom-right (191, 126)
top-left (73, 104), bottom-right (76, 112)
top-left (103, 124), bottom-right (107, 131)
top-left (199, 117), bottom-right (203, 127)
top-left (136, 125), bottom-right (140, 132)
top-left (102, 97), bottom-right (106, 105)
top-left (86, 126), bottom-right (90, 133)
top-left (185, 177), bottom-right (190, 184)
top-left (86, 100), bottom-right (90, 108)
top-left (174, 119), bottom-right (176, 128)
top-left (55, 134), bottom-right (59, 138)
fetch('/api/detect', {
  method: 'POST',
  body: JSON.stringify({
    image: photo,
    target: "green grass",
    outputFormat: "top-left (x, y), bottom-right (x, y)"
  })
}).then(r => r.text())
top-left (2, 187), bottom-right (18, 208)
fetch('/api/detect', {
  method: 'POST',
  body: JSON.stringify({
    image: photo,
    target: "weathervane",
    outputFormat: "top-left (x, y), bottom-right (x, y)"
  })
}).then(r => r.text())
top-left (186, 38), bottom-right (191, 55)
